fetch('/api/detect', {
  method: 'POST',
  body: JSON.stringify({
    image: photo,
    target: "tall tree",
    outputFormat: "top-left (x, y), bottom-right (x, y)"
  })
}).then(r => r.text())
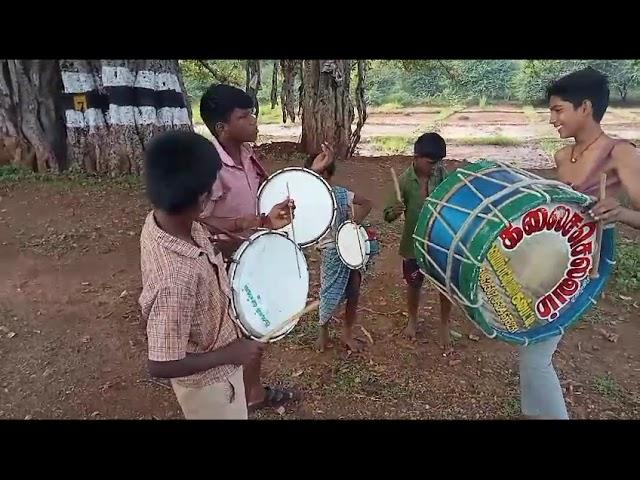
top-left (300, 60), bottom-right (354, 159)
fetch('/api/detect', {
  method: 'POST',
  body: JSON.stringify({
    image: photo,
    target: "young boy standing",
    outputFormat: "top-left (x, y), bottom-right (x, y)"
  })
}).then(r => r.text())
top-left (138, 130), bottom-right (264, 419)
top-left (384, 133), bottom-right (453, 349)
top-left (309, 154), bottom-right (374, 353)
top-left (518, 67), bottom-right (640, 420)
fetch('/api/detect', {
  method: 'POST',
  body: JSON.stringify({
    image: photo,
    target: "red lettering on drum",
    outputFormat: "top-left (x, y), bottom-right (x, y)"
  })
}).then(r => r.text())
top-left (547, 206), bottom-right (570, 232)
top-left (571, 241), bottom-right (593, 258)
top-left (536, 294), bottom-right (559, 320)
top-left (568, 222), bottom-right (597, 248)
top-left (561, 212), bottom-right (584, 237)
top-left (497, 204), bottom-right (597, 322)
top-left (499, 224), bottom-right (524, 250)
top-left (522, 207), bottom-right (548, 236)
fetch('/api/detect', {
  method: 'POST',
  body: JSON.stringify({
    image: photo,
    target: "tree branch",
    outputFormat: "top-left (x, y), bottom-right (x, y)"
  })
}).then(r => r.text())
top-left (197, 60), bottom-right (230, 84)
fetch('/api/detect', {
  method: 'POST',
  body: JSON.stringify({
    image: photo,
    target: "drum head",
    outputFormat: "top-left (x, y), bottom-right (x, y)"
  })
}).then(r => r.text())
top-left (336, 221), bottom-right (369, 269)
top-left (228, 231), bottom-right (309, 341)
top-left (257, 167), bottom-right (336, 247)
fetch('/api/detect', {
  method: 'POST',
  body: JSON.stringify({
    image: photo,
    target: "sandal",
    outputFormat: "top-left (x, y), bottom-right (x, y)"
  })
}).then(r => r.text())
top-left (248, 386), bottom-right (298, 413)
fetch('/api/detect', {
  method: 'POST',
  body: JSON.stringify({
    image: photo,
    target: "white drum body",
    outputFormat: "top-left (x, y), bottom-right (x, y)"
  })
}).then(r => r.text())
top-left (336, 221), bottom-right (370, 270)
top-left (257, 167), bottom-right (337, 247)
top-left (227, 230), bottom-right (309, 341)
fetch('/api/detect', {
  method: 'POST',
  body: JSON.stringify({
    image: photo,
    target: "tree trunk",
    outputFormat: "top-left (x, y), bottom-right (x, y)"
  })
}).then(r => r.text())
top-left (300, 60), bottom-right (353, 159)
top-left (0, 60), bottom-right (67, 172)
top-left (348, 60), bottom-right (368, 158)
top-left (280, 60), bottom-right (299, 123)
top-left (245, 60), bottom-right (261, 117)
top-left (59, 59), bottom-right (191, 176)
top-left (270, 61), bottom-right (278, 109)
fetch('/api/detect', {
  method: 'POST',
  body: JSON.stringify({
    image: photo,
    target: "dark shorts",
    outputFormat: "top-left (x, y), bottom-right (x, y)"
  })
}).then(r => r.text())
top-left (402, 258), bottom-right (424, 288)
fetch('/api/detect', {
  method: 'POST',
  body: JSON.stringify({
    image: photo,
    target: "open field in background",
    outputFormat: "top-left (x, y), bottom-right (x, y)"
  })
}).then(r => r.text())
top-left (193, 103), bottom-right (640, 170)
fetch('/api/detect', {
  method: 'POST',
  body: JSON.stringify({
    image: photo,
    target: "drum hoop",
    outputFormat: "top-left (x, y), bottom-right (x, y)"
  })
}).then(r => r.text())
top-left (228, 229), bottom-right (307, 342)
top-left (256, 167), bottom-right (338, 248)
top-left (335, 220), bottom-right (369, 270)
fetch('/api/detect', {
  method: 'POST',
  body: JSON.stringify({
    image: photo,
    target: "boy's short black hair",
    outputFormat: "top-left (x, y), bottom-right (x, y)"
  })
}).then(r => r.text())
top-left (200, 84), bottom-right (255, 135)
top-left (414, 132), bottom-right (446, 160)
top-left (144, 130), bottom-right (221, 214)
top-left (305, 153), bottom-right (336, 177)
top-left (546, 67), bottom-right (610, 122)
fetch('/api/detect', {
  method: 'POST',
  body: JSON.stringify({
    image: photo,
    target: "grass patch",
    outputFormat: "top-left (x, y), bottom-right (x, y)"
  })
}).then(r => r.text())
top-left (583, 307), bottom-right (607, 325)
top-left (375, 102), bottom-right (405, 113)
top-left (258, 106), bottom-right (284, 124)
top-left (537, 137), bottom-right (566, 158)
top-left (0, 164), bottom-right (140, 190)
top-left (283, 311), bottom-right (319, 346)
top-left (416, 105), bottom-right (466, 134)
top-left (371, 135), bottom-right (413, 155)
top-left (456, 135), bottom-right (523, 146)
top-left (500, 396), bottom-right (520, 418)
top-left (613, 242), bottom-right (640, 293)
top-left (593, 374), bottom-right (623, 400)
top-left (522, 105), bottom-right (539, 123)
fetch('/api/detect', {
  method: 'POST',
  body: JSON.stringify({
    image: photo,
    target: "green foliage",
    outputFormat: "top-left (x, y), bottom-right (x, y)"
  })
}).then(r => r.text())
top-left (613, 242), bottom-right (640, 292)
top-left (179, 60), bottom-right (245, 101)
top-left (371, 135), bottom-right (413, 154)
top-left (513, 60), bottom-right (640, 104)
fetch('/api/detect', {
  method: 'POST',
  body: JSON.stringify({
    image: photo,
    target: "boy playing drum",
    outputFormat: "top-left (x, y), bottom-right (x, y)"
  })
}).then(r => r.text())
top-left (383, 133), bottom-right (453, 351)
top-left (520, 67), bottom-right (640, 419)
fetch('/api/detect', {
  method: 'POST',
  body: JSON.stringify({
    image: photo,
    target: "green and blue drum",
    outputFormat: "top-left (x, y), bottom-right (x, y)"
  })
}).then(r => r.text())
top-left (413, 160), bottom-right (616, 346)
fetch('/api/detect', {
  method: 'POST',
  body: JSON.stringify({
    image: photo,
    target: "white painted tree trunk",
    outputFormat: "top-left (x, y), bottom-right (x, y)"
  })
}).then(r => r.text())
top-left (0, 59), bottom-right (192, 175)
top-left (59, 59), bottom-right (192, 176)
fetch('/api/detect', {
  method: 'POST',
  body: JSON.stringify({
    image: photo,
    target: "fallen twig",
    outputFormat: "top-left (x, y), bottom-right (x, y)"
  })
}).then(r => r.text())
top-left (358, 307), bottom-right (401, 316)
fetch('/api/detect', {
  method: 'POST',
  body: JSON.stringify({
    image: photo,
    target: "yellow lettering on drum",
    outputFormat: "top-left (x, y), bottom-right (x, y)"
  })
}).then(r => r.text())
top-left (480, 266), bottom-right (519, 333)
top-left (485, 244), bottom-right (536, 329)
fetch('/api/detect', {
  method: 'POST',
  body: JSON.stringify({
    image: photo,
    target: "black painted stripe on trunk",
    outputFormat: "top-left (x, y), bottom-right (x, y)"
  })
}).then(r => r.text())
top-left (59, 86), bottom-right (186, 112)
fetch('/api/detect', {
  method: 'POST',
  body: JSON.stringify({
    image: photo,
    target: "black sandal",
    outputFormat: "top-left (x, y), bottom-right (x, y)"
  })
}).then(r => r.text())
top-left (248, 386), bottom-right (297, 412)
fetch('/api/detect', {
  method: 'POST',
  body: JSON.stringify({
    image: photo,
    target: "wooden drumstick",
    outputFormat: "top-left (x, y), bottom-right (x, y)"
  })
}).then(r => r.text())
top-left (259, 300), bottom-right (320, 342)
top-left (590, 173), bottom-right (607, 279)
top-left (351, 201), bottom-right (366, 266)
top-left (286, 181), bottom-right (301, 279)
top-left (390, 167), bottom-right (404, 220)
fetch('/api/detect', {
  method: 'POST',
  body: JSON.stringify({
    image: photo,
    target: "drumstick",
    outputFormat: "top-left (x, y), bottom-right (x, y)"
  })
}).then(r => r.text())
top-left (351, 201), bottom-right (366, 267)
top-left (590, 173), bottom-right (607, 279)
top-left (286, 181), bottom-right (301, 279)
top-left (259, 300), bottom-right (320, 342)
top-left (390, 167), bottom-right (404, 220)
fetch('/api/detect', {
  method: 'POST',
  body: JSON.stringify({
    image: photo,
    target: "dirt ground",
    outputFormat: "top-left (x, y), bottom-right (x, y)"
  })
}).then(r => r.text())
top-left (1, 150), bottom-right (639, 420)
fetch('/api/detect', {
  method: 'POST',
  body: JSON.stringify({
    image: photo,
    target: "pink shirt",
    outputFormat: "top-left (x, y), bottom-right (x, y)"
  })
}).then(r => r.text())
top-left (201, 137), bottom-right (268, 222)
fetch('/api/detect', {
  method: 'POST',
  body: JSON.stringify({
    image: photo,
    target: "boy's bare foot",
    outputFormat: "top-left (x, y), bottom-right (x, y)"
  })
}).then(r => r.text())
top-left (404, 319), bottom-right (417, 339)
top-left (439, 324), bottom-right (452, 353)
top-left (342, 328), bottom-right (366, 352)
top-left (317, 325), bottom-right (330, 352)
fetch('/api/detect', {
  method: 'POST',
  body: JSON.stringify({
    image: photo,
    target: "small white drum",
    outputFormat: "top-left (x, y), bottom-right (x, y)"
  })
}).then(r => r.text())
top-left (227, 230), bottom-right (309, 341)
top-left (257, 167), bottom-right (336, 247)
top-left (336, 221), bottom-right (370, 270)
